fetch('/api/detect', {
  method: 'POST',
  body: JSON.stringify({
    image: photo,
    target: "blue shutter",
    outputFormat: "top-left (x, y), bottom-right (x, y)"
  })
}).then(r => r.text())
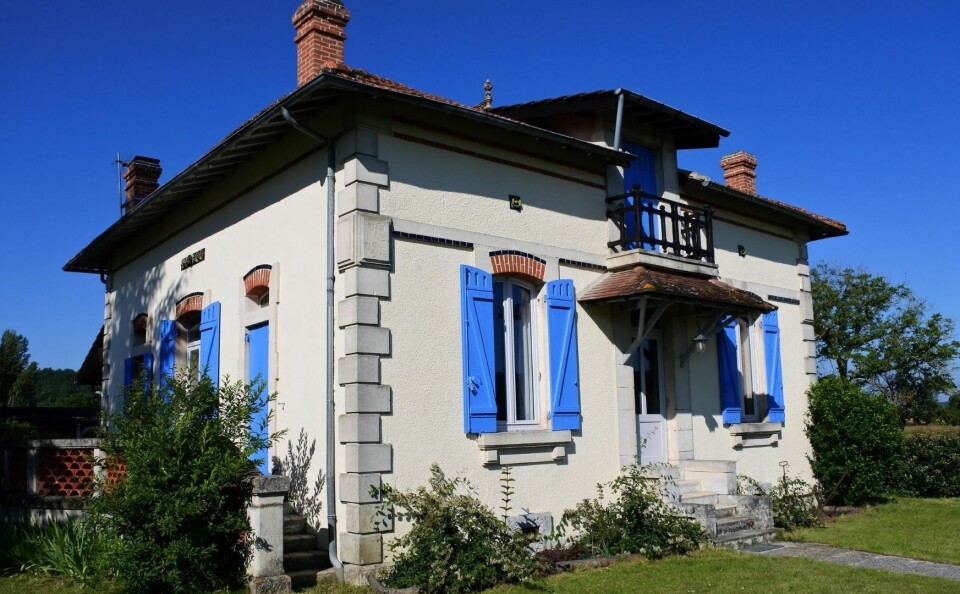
top-left (142, 352), bottom-right (154, 387)
top-left (123, 357), bottom-right (135, 390)
top-left (546, 279), bottom-right (582, 430)
top-left (158, 320), bottom-right (176, 389)
top-left (623, 143), bottom-right (658, 251)
top-left (717, 318), bottom-right (742, 425)
top-left (461, 266), bottom-right (498, 433)
top-left (763, 311), bottom-right (786, 423)
top-left (200, 302), bottom-right (221, 388)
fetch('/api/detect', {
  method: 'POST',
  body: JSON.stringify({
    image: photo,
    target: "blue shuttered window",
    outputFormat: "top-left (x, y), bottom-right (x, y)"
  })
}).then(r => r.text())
top-left (123, 357), bottom-right (135, 390)
top-left (546, 280), bottom-right (582, 430)
top-left (199, 302), bottom-right (222, 388)
top-left (460, 265), bottom-right (583, 434)
top-left (716, 318), bottom-right (742, 425)
top-left (763, 311), bottom-right (786, 423)
top-left (460, 266), bottom-right (498, 433)
top-left (158, 320), bottom-right (176, 389)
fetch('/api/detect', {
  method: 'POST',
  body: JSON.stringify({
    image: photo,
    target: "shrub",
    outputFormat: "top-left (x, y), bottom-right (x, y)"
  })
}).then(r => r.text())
top-left (895, 430), bottom-right (960, 497)
top-left (738, 472), bottom-right (821, 530)
top-left (806, 376), bottom-right (903, 506)
top-left (555, 464), bottom-right (706, 560)
top-left (378, 464), bottom-right (536, 594)
top-left (88, 373), bottom-right (278, 594)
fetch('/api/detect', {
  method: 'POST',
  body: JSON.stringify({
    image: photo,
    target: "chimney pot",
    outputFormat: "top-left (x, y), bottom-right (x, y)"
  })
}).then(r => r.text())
top-left (123, 156), bottom-right (162, 214)
top-left (293, 0), bottom-right (351, 87)
top-left (720, 151), bottom-right (758, 196)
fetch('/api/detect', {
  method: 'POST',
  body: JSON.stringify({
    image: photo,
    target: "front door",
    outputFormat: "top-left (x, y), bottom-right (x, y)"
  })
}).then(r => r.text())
top-left (635, 335), bottom-right (667, 464)
top-left (247, 323), bottom-right (270, 474)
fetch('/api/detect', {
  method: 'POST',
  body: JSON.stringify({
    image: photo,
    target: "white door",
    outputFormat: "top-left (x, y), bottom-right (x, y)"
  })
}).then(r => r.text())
top-left (636, 336), bottom-right (667, 464)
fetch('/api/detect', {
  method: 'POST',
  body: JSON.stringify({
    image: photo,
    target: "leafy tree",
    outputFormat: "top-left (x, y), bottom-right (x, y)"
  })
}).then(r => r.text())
top-left (89, 372), bottom-right (279, 594)
top-left (34, 368), bottom-right (98, 408)
top-left (940, 392), bottom-right (960, 425)
top-left (0, 329), bottom-right (31, 405)
top-left (812, 263), bottom-right (960, 422)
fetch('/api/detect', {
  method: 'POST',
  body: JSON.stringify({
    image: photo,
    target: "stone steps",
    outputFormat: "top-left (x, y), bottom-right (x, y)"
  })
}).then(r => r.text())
top-left (283, 505), bottom-right (330, 591)
top-left (715, 515), bottom-right (755, 536)
top-left (284, 513), bottom-right (307, 534)
top-left (713, 527), bottom-right (780, 550)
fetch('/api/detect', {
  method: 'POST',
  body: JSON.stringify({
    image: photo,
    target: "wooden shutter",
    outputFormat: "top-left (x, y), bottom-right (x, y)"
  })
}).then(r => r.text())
top-left (200, 302), bottom-right (221, 388)
top-left (546, 279), bottom-right (582, 431)
top-left (623, 142), bottom-right (658, 250)
top-left (460, 266), bottom-right (497, 433)
top-left (717, 318), bottom-right (742, 424)
top-left (763, 311), bottom-right (785, 423)
top-left (158, 320), bottom-right (176, 389)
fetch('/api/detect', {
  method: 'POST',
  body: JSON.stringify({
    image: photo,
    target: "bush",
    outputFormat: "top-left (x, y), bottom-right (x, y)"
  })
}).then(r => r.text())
top-left (88, 373), bottom-right (278, 594)
top-left (738, 473), bottom-right (821, 531)
top-left (379, 464), bottom-right (535, 594)
top-left (0, 519), bottom-right (105, 585)
top-left (806, 377), bottom-right (903, 505)
top-left (895, 430), bottom-right (960, 497)
top-left (555, 464), bottom-right (706, 560)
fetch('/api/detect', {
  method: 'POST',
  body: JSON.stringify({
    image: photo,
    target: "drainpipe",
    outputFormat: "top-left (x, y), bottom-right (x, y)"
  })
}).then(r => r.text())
top-left (280, 107), bottom-right (343, 575)
top-left (613, 88), bottom-right (626, 151)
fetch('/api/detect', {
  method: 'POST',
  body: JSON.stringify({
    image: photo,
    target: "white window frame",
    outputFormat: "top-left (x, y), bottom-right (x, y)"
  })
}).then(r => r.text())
top-left (177, 314), bottom-right (202, 384)
top-left (735, 317), bottom-right (766, 422)
top-left (495, 278), bottom-right (542, 431)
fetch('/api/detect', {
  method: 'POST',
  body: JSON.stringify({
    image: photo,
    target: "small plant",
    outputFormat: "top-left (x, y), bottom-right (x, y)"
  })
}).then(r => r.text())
top-left (499, 466), bottom-right (515, 522)
top-left (0, 519), bottom-right (106, 586)
top-left (738, 468), bottom-right (822, 530)
top-left (378, 464), bottom-right (536, 594)
top-left (272, 428), bottom-right (326, 528)
top-left (554, 464), bottom-right (706, 560)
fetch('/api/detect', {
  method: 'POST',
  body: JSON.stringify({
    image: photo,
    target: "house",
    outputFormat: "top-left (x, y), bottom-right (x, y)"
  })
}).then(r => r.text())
top-left (64, 0), bottom-right (846, 585)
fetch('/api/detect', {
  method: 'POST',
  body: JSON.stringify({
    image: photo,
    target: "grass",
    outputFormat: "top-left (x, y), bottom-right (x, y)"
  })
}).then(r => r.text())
top-left (486, 548), bottom-right (960, 593)
top-left (783, 497), bottom-right (960, 565)
top-left (904, 424), bottom-right (960, 434)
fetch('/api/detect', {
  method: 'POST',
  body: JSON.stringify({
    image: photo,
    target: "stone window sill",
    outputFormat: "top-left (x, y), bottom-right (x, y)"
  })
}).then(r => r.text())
top-left (477, 429), bottom-right (572, 466)
top-left (729, 422), bottom-right (783, 449)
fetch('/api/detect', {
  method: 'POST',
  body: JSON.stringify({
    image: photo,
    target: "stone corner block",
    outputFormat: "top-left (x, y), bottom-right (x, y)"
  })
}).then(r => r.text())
top-left (344, 155), bottom-right (389, 188)
top-left (345, 443), bottom-right (392, 473)
top-left (344, 384), bottom-right (392, 414)
top-left (337, 212), bottom-right (392, 271)
top-left (339, 473), bottom-right (381, 504)
top-left (342, 267), bottom-right (390, 299)
top-left (339, 532), bottom-right (383, 565)
top-left (338, 355), bottom-right (380, 385)
top-left (338, 413), bottom-right (381, 444)
top-left (338, 296), bottom-right (380, 328)
top-left (344, 325), bottom-right (390, 356)
top-left (345, 502), bottom-right (394, 534)
top-left (337, 183), bottom-right (380, 216)
top-left (247, 574), bottom-right (291, 594)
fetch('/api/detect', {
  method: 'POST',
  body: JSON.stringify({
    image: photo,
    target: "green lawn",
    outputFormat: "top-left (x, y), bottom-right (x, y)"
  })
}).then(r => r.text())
top-left (783, 497), bottom-right (960, 565)
top-left (486, 548), bottom-right (960, 593)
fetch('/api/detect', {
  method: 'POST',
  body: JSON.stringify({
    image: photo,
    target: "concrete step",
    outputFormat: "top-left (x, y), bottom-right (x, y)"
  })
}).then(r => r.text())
top-left (284, 501), bottom-right (295, 515)
top-left (714, 504), bottom-right (738, 519)
top-left (680, 491), bottom-right (718, 505)
top-left (284, 533), bottom-right (318, 553)
top-left (287, 569), bottom-right (319, 591)
top-left (284, 513), bottom-right (307, 534)
top-left (716, 515), bottom-right (755, 536)
top-left (641, 465), bottom-right (682, 480)
top-left (681, 459), bottom-right (737, 473)
top-left (713, 527), bottom-right (780, 550)
top-left (284, 550), bottom-right (329, 572)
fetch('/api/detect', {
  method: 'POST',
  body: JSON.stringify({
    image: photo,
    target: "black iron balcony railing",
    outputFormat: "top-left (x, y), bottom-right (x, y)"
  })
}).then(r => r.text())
top-left (606, 184), bottom-right (715, 263)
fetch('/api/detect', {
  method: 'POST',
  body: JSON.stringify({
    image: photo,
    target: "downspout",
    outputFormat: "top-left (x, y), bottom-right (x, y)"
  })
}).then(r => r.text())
top-left (613, 88), bottom-right (626, 151)
top-left (280, 107), bottom-right (343, 575)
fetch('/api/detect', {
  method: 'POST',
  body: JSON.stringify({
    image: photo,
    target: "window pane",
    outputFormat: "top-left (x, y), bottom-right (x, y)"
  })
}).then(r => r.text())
top-left (493, 282), bottom-right (507, 421)
top-left (740, 320), bottom-right (756, 417)
top-left (513, 284), bottom-right (536, 421)
top-left (644, 339), bottom-right (661, 415)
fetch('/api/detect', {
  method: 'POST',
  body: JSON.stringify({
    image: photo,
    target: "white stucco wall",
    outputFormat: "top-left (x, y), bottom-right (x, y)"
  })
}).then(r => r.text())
top-left (105, 151), bottom-right (332, 471)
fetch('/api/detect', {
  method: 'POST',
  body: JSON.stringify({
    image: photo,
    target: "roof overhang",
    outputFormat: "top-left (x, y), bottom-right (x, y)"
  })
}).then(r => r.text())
top-left (64, 71), bottom-right (632, 274)
top-left (492, 89), bottom-right (730, 150)
top-left (678, 170), bottom-right (848, 241)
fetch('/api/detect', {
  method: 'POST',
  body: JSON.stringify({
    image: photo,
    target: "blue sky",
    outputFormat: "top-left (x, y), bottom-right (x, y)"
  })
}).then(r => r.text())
top-left (1, 1), bottom-right (958, 370)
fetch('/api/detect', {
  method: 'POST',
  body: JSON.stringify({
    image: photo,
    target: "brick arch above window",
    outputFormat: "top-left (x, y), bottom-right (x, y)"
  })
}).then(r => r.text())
top-left (243, 265), bottom-right (272, 297)
top-left (489, 250), bottom-right (546, 284)
top-left (175, 292), bottom-right (204, 319)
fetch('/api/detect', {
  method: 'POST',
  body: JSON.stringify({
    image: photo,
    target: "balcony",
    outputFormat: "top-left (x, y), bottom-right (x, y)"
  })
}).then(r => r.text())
top-left (606, 185), bottom-right (715, 264)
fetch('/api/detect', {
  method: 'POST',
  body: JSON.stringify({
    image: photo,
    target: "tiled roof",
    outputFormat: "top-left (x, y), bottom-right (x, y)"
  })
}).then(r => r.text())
top-left (579, 265), bottom-right (773, 312)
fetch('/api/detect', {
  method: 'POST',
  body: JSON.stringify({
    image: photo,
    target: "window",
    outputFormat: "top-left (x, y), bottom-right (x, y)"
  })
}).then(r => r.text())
top-left (717, 311), bottom-right (785, 425)
top-left (461, 265), bottom-right (581, 434)
top-left (178, 311), bottom-right (202, 383)
top-left (494, 279), bottom-right (540, 429)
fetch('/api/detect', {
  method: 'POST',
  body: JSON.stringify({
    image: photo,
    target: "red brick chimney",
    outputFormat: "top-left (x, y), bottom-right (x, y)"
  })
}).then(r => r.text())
top-left (123, 156), bottom-right (162, 214)
top-left (293, 0), bottom-right (351, 87)
top-left (720, 151), bottom-right (758, 196)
